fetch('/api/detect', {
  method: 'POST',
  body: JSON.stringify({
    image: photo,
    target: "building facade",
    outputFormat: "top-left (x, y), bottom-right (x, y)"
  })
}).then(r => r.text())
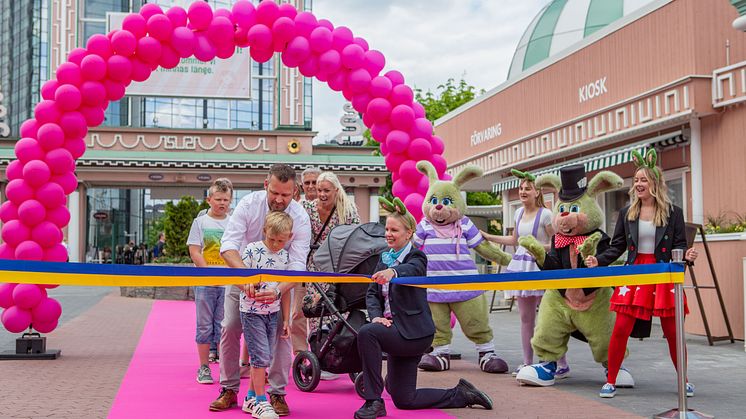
top-left (0, 0), bottom-right (386, 263)
top-left (436, 0), bottom-right (746, 339)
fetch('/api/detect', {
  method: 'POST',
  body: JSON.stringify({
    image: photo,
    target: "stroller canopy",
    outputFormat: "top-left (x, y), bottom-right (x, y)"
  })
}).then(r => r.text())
top-left (313, 222), bottom-right (387, 274)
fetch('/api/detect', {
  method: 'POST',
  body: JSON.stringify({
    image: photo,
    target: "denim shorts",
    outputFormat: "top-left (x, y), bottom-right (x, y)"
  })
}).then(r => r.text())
top-left (195, 286), bottom-right (225, 345)
top-left (240, 311), bottom-right (278, 368)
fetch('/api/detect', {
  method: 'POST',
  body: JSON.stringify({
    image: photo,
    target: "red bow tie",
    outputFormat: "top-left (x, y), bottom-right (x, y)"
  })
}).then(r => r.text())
top-left (554, 233), bottom-right (589, 249)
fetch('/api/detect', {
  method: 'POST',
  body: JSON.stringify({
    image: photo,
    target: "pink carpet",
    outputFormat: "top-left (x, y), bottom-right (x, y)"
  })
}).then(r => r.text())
top-left (109, 300), bottom-right (454, 418)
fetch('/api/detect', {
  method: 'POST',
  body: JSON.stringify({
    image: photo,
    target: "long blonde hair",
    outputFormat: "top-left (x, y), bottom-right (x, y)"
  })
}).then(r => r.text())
top-left (627, 167), bottom-right (671, 226)
top-left (317, 172), bottom-right (357, 223)
top-left (519, 178), bottom-right (547, 209)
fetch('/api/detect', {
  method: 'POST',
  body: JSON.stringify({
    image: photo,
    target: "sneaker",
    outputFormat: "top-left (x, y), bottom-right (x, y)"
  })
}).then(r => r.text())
top-left (478, 351), bottom-right (509, 374)
top-left (605, 367), bottom-right (635, 388)
top-left (599, 383), bottom-right (616, 398)
top-left (354, 399), bottom-right (386, 419)
top-left (208, 352), bottom-right (218, 363)
top-left (512, 363), bottom-right (527, 377)
top-left (515, 361), bottom-right (556, 386)
top-left (686, 382), bottom-right (695, 397)
top-left (269, 394), bottom-right (289, 416)
top-left (555, 365), bottom-right (571, 379)
top-left (197, 364), bottom-right (213, 384)
top-left (242, 396), bottom-right (257, 414)
top-left (209, 387), bottom-right (238, 411)
top-left (252, 400), bottom-right (279, 419)
top-left (418, 353), bottom-right (450, 371)
top-left (320, 370), bottom-right (340, 381)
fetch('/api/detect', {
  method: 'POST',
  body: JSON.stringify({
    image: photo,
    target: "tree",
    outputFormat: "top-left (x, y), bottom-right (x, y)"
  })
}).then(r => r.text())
top-left (163, 196), bottom-right (207, 259)
top-left (466, 191), bottom-right (501, 206)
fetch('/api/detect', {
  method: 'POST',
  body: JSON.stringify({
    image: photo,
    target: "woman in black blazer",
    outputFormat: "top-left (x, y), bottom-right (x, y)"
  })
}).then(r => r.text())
top-left (585, 150), bottom-right (699, 399)
top-left (354, 200), bottom-right (492, 419)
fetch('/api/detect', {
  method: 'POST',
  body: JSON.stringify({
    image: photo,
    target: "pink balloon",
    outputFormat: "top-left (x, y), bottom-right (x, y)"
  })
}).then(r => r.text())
top-left (166, 6), bottom-right (188, 28)
top-left (256, 0), bottom-right (280, 26)
top-left (250, 47), bottom-right (274, 63)
top-left (370, 122), bottom-right (392, 143)
top-left (234, 27), bottom-right (251, 48)
top-left (413, 102), bottom-right (426, 119)
top-left (5, 179), bottom-right (35, 205)
top-left (385, 153), bottom-right (407, 173)
top-left (188, 1), bottom-right (213, 31)
top-left (194, 33), bottom-right (217, 61)
top-left (386, 130), bottom-right (411, 155)
top-left (122, 13), bottom-right (147, 38)
top-left (431, 135), bottom-right (445, 155)
top-left (298, 55), bottom-right (319, 77)
top-left (271, 16), bottom-right (295, 44)
top-left (317, 18), bottom-right (334, 31)
top-left (79, 105), bottom-right (105, 127)
top-left (56, 62), bottom-right (82, 86)
top-left (293, 11), bottom-right (318, 37)
top-left (0, 244), bottom-right (14, 260)
top-left (67, 48), bottom-right (88, 65)
top-left (34, 100), bottom-right (62, 124)
top-left (407, 138), bottom-right (433, 161)
top-left (54, 84), bottom-right (82, 111)
top-left (327, 70), bottom-right (347, 92)
top-left (47, 205), bottom-right (71, 228)
top-left (278, 3), bottom-right (298, 20)
top-left (86, 34), bottom-right (114, 60)
top-left (280, 50), bottom-right (301, 68)
top-left (59, 112), bottom-right (87, 142)
top-left (140, 3), bottom-right (164, 21)
top-left (171, 27), bottom-right (196, 58)
top-left (51, 171), bottom-right (77, 195)
top-left (332, 26), bottom-right (354, 51)
top-left (347, 68), bottom-right (371, 93)
top-left (32, 221), bottom-right (63, 249)
top-left (417, 175), bottom-right (430, 196)
top-left (1, 306), bottom-right (33, 333)
top-left (366, 98), bottom-right (392, 124)
top-left (369, 76), bottom-right (393, 98)
top-left (12, 284), bottom-right (45, 309)
top-left (390, 84), bottom-right (414, 106)
top-left (159, 44), bottom-right (180, 69)
top-left (431, 154), bottom-right (448, 176)
top-left (37, 123), bottom-right (66, 151)
top-left (403, 193), bottom-right (424, 221)
top-left (33, 319), bottom-right (59, 334)
top-left (398, 160), bottom-right (420, 184)
top-left (79, 81), bottom-right (107, 109)
top-left (43, 244), bottom-right (68, 262)
top-left (341, 88), bottom-right (354, 102)
top-left (410, 118), bottom-right (433, 139)
top-left (379, 141), bottom-right (388, 154)
top-left (111, 30), bottom-right (137, 56)
top-left (351, 93), bottom-right (372, 114)
top-left (285, 36), bottom-right (311, 62)
top-left (45, 149), bottom-right (75, 175)
top-left (147, 14), bottom-right (173, 41)
top-left (22, 160), bottom-right (51, 187)
top-left (14, 137), bottom-right (45, 163)
top-left (19, 119), bottom-right (40, 139)
top-left (341, 44), bottom-right (365, 69)
top-left (392, 179), bottom-right (414, 198)
top-left (0, 283), bottom-right (16, 309)
top-left (385, 70), bottom-right (405, 86)
top-left (40, 80), bottom-right (59, 100)
top-left (310, 27), bottom-right (333, 53)
top-left (5, 159), bottom-right (23, 181)
top-left (80, 55), bottom-right (107, 81)
top-left (232, 0), bottom-right (256, 28)
top-left (319, 49), bottom-right (341, 74)
top-left (64, 138), bottom-right (87, 160)
top-left (35, 182), bottom-right (66, 209)
top-left (136, 37), bottom-right (162, 64)
top-left (17, 200), bottom-right (47, 227)
top-left (353, 37), bottom-right (369, 52)
top-left (0, 201), bottom-right (18, 223)
top-left (130, 59), bottom-right (151, 82)
top-left (15, 240), bottom-right (44, 261)
top-left (208, 16), bottom-right (234, 47)
top-left (107, 55), bottom-right (133, 82)
top-left (1, 220), bottom-right (31, 247)
top-left (247, 24), bottom-right (273, 51)
top-left (390, 105), bottom-right (415, 131)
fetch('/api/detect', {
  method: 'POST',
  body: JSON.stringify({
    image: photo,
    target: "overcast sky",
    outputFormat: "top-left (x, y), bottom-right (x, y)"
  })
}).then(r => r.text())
top-left (310, 0), bottom-right (548, 143)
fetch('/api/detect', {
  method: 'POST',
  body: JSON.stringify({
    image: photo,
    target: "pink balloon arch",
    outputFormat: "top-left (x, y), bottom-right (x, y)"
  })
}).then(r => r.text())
top-left (0, 0), bottom-right (451, 334)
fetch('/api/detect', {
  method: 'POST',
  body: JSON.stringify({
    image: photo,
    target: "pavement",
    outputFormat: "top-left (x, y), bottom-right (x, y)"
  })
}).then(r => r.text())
top-left (0, 287), bottom-right (742, 418)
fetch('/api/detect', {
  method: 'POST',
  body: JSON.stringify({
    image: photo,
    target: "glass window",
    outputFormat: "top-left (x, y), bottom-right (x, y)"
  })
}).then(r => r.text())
top-left (604, 188), bottom-right (629, 234)
top-left (667, 177), bottom-right (684, 212)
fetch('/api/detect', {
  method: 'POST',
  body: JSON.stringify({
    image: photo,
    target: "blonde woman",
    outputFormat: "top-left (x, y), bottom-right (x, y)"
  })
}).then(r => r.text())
top-left (586, 149), bottom-right (698, 399)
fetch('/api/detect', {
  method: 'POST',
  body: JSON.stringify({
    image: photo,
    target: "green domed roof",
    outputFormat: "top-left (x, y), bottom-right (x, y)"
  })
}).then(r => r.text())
top-left (508, 0), bottom-right (658, 79)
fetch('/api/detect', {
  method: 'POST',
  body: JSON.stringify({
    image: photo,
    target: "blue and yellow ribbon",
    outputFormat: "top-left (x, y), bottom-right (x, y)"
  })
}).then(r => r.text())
top-left (0, 259), bottom-right (684, 290)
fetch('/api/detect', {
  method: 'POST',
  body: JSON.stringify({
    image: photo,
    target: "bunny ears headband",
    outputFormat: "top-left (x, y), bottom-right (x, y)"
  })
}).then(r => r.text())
top-left (379, 196), bottom-right (416, 228)
top-left (631, 148), bottom-right (661, 180)
top-left (511, 169), bottom-right (536, 182)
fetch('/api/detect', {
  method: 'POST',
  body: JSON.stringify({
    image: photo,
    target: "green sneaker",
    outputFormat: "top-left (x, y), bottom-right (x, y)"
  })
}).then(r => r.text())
top-left (197, 364), bottom-right (214, 384)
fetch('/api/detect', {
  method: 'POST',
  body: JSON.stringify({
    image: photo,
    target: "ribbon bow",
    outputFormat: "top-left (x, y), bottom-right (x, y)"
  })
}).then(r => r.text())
top-left (382, 247), bottom-right (405, 267)
top-left (554, 233), bottom-right (589, 249)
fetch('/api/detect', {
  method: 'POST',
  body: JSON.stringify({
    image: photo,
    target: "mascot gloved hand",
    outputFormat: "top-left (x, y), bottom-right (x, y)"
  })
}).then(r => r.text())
top-left (414, 161), bottom-right (511, 374)
top-left (515, 165), bottom-right (634, 389)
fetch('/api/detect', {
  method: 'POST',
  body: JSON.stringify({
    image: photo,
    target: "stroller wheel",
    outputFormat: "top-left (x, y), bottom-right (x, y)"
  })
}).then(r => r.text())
top-left (349, 372), bottom-right (358, 383)
top-left (354, 373), bottom-right (366, 399)
top-left (293, 351), bottom-right (321, 392)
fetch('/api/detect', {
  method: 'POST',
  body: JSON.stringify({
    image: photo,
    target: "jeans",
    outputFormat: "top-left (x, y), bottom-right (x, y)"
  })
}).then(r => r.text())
top-left (195, 286), bottom-right (225, 345)
top-left (241, 311), bottom-right (278, 368)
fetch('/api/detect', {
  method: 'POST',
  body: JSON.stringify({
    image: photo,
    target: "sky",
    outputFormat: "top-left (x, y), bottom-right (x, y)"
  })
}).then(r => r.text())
top-left (310, 0), bottom-right (548, 143)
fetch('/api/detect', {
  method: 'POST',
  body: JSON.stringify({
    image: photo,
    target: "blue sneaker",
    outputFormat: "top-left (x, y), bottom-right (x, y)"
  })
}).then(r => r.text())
top-left (515, 361), bottom-right (556, 386)
top-left (686, 382), bottom-right (695, 397)
top-left (599, 383), bottom-right (616, 398)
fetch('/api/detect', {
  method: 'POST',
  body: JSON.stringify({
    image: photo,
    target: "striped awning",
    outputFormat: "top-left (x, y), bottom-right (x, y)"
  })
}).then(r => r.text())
top-left (492, 133), bottom-right (686, 193)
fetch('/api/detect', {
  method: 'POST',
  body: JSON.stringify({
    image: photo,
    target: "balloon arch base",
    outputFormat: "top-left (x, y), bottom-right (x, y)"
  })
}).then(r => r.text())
top-left (0, 330), bottom-right (61, 360)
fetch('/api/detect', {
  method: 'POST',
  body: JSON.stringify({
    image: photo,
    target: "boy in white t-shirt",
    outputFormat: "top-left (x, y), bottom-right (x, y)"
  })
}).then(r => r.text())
top-left (187, 178), bottom-right (233, 385)
top-left (240, 211), bottom-right (292, 419)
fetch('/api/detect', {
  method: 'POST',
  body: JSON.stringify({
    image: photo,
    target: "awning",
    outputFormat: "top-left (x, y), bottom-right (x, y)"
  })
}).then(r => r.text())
top-left (492, 132), bottom-right (686, 193)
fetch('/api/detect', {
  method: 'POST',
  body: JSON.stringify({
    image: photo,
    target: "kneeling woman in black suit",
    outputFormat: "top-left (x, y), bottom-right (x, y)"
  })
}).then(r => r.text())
top-left (354, 198), bottom-right (492, 419)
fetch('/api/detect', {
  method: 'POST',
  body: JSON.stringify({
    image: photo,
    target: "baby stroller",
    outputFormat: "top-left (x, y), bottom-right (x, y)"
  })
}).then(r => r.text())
top-left (292, 222), bottom-right (387, 397)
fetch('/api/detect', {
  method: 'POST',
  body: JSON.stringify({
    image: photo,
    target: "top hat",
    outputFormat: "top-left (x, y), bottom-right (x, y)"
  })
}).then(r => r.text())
top-left (558, 164), bottom-right (587, 201)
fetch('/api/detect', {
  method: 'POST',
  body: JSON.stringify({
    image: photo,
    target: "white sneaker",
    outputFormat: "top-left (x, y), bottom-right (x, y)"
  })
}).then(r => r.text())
top-left (242, 396), bottom-right (257, 414)
top-left (252, 400), bottom-right (279, 419)
top-left (320, 370), bottom-right (340, 381)
top-left (616, 367), bottom-right (635, 388)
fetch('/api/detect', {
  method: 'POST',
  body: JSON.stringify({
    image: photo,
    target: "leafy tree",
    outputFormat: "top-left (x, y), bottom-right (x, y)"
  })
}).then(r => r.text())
top-left (163, 196), bottom-right (204, 259)
top-left (466, 191), bottom-right (501, 206)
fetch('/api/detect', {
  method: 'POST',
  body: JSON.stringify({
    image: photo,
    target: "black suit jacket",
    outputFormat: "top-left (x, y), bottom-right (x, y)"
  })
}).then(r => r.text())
top-left (595, 205), bottom-right (687, 266)
top-left (542, 228), bottom-right (611, 296)
top-left (366, 249), bottom-right (436, 340)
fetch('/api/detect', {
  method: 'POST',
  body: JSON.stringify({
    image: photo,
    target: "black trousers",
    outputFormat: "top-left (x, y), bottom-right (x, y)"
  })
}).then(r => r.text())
top-left (357, 322), bottom-right (467, 410)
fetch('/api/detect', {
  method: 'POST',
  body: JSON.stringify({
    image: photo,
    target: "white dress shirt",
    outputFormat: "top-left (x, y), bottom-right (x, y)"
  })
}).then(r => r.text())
top-left (220, 190), bottom-right (311, 271)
